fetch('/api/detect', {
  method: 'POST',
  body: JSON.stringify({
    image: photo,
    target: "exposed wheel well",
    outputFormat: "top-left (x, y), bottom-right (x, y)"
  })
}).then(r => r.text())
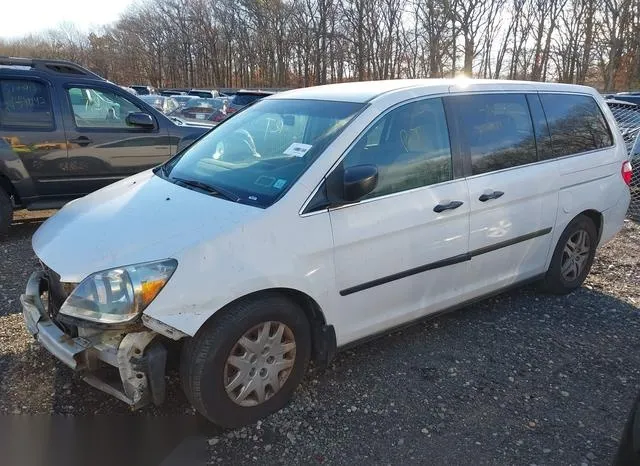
top-left (199, 288), bottom-right (336, 365)
top-left (0, 173), bottom-right (19, 207)
top-left (579, 209), bottom-right (603, 244)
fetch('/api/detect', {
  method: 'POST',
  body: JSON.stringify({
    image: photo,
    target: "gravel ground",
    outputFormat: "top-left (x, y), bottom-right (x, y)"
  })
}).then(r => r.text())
top-left (1, 211), bottom-right (639, 465)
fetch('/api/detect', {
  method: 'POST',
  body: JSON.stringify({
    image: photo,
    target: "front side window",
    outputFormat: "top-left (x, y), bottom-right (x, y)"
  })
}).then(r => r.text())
top-left (162, 99), bottom-right (364, 207)
top-left (0, 79), bottom-right (54, 129)
top-left (449, 93), bottom-right (537, 175)
top-left (341, 98), bottom-right (453, 199)
top-left (540, 93), bottom-right (613, 157)
top-left (67, 87), bottom-right (146, 129)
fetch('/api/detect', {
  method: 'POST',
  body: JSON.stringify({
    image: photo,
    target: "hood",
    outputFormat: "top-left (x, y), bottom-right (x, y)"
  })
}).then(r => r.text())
top-left (33, 170), bottom-right (260, 282)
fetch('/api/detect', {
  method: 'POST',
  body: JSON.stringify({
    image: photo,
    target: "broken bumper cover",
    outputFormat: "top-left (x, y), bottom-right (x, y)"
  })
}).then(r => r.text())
top-left (21, 271), bottom-right (167, 408)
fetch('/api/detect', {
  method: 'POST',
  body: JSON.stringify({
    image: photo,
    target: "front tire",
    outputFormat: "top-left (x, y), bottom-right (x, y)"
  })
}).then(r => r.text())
top-left (0, 188), bottom-right (12, 238)
top-left (180, 294), bottom-right (311, 428)
top-left (541, 215), bottom-right (598, 295)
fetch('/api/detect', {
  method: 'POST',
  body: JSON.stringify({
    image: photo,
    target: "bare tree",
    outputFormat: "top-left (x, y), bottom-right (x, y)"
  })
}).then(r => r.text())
top-left (3, 0), bottom-right (640, 91)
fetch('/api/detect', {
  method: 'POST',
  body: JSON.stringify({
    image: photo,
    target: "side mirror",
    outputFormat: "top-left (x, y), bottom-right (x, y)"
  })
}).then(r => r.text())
top-left (126, 112), bottom-right (155, 128)
top-left (327, 164), bottom-right (378, 205)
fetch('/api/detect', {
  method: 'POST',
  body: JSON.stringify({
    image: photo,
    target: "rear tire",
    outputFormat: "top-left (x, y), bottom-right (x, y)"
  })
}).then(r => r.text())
top-left (541, 215), bottom-right (598, 295)
top-left (180, 294), bottom-right (311, 428)
top-left (0, 188), bottom-right (12, 238)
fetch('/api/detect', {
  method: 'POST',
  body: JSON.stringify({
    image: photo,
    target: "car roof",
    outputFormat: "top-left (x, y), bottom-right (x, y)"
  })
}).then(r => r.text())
top-left (270, 79), bottom-right (598, 103)
top-left (0, 56), bottom-right (103, 80)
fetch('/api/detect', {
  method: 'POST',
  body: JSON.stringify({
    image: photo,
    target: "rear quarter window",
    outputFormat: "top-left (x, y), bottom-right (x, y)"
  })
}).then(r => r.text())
top-left (539, 93), bottom-right (613, 157)
top-left (0, 79), bottom-right (54, 129)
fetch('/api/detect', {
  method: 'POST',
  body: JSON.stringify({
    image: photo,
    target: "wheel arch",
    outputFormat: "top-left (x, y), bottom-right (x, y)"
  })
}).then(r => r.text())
top-left (578, 209), bottom-right (603, 244)
top-left (194, 287), bottom-right (337, 366)
top-left (0, 171), bottom-right (20, 206)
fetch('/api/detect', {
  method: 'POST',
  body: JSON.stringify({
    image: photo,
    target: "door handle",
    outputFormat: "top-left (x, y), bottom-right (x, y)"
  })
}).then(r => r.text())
top-left (69, 136), bottom-right (93, 147)
top-left (478, 190), bottom-right (504, 202)
top-left (433, 200), bottom-right (464, 213)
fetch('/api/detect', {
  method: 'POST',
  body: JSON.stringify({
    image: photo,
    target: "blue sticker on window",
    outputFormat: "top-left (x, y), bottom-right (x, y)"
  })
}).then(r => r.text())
top-left (273, 179), bottom-right (287, 189)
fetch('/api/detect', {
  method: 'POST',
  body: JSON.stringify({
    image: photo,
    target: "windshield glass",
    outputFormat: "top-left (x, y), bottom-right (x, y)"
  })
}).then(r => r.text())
top-left (161, 98), bottom-right (364, 207)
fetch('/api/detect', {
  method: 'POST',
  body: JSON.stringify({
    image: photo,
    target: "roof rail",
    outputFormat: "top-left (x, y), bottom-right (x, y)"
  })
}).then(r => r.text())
top-left (0, 56), bottom-right (103, 79)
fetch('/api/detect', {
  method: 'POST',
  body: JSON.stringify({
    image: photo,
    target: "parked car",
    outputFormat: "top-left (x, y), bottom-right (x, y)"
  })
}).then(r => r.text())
top-left (139, 95), bottom-right (180, 115)
top-left (226, 89), bottom-right (275, 113)
top-left (20, 79), bottom-right (631, 428)
top-left (218, 88), bottom-right (237, 98)
top-left (187, 89), bottom-right (220, 99)
top-left (168, 97), bottom-right (228, 124)
top-left (0, 57), bottom-right (210, 235)
top-left (608, 91), bottom-right (640, 106)
top-left (130, 85), bottom-right (156, 96)
top-left (171, 95), bottom-right (198, 107)
top-left (159, 89), bottom-right (187, 97)
top-left (120, 85), bottom-right (138, 95)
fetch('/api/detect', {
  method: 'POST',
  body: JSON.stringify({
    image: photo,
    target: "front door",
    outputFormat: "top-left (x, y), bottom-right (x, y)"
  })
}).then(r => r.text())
top-left (446, 93), bottom-right (559, 296)
top-left (328, 97), bottom-right (471, 344)
top-left (61, 84), bottom-right (171, 195)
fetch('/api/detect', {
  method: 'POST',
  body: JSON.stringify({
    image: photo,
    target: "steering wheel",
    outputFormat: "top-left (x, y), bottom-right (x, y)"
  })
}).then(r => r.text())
top-left (106, 107), bottom-right (118, 121)
top-left (213, 129), bottom-right (262, 162)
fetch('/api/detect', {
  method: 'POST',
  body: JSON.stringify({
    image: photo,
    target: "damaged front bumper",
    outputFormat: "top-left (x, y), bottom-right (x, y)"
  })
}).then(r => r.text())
top-left (20, 271), bottom-right (168, 408)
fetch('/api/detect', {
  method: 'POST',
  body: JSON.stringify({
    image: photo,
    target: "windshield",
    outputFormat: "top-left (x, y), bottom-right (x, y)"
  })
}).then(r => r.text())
top-left (160, 98), bottom-right (364, 207)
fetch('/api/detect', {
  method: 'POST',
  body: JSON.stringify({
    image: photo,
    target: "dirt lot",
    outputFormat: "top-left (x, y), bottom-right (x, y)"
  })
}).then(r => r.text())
top-left (1, 210), bottom-right (639, 465)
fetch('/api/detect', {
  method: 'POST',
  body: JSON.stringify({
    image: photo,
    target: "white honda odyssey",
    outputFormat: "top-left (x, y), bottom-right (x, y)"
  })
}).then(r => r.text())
top-left (21, 79), bottom-right (632, 427)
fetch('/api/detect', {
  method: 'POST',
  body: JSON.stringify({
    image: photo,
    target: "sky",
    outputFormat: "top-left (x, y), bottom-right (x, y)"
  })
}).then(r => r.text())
top-left (0, 0), bottom-right (135, 39)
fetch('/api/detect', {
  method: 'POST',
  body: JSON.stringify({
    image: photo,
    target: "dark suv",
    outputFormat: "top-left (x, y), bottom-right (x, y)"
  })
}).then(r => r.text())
top-left (0, 57), bottom-right (209, 235)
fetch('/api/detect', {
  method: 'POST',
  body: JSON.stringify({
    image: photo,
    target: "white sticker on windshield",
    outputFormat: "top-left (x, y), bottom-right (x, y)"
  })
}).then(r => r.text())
top-left (273, 179), bottom-right (287, 189)
top-left (283, 143), bottom-right (312, 157)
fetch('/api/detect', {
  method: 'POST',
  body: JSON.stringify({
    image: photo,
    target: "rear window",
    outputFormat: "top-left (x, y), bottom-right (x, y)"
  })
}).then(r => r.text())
top-left (0, 79), bottom-right (54, 129)
top-left (232, 93), bottom-right (267, 106)
top-left (539, 94), bottom-right (613, 157)
top-left (189, 91), bottom-right (214, 98)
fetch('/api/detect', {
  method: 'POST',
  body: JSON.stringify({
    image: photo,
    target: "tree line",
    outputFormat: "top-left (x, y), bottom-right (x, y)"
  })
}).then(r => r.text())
top-left (1, 0), bottom-right (640, 92)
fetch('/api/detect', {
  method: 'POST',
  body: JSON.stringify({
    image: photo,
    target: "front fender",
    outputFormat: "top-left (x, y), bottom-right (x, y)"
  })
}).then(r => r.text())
top-left (142, 208), bottom-right (335, 338)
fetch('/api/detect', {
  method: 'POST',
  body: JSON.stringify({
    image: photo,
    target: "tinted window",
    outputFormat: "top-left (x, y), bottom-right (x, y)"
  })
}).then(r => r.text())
top-left (450, 93), bottom-right (536, 175)
top-left (540, 93), bottom-right (613, 157)
top-left (188, 91), bottom-right (214, 98)
top-left (0, 79), bottom-right (54, 129)
top-left (342, 98), bottom-right (452, 199)
top-left (67, 87), bottom-right (146, 129)
top-left (232, 94), bottom-right (266, 106)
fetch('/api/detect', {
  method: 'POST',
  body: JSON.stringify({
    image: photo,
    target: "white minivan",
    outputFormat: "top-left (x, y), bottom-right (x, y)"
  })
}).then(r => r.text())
top-left (21, 79), bottom-right (632, 427)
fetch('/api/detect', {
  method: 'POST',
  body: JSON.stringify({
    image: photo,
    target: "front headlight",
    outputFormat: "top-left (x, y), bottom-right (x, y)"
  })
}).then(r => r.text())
top-left (59, 259), bottom-right (177, 324)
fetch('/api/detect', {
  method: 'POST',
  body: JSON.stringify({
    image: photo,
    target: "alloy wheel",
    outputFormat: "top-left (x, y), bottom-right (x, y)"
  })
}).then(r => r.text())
top-left (561, 229), bottom-right (591, 281)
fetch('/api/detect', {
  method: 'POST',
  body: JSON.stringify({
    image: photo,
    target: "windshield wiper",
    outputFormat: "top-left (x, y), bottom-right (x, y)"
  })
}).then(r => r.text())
top-left (171, 177), bottom-right (240, 202)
